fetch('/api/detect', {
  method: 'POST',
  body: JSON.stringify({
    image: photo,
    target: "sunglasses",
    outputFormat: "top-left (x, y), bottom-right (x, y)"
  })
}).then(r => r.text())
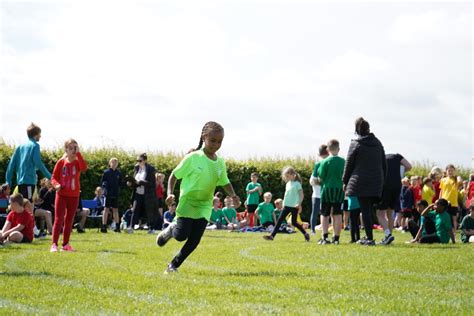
top-left (137, 160), bottom-right (143, 163)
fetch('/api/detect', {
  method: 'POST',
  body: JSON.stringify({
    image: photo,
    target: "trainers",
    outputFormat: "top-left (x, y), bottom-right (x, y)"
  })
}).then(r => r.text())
top-left (50, 244), bottom-right (58, 253)
top-left (100, 225), bottom-right (107, 233)
top-left (156, 222), bottom-right (176, 247)
top-left (318, 238), bottom-right (331, 245)
top-left (304, 233), bottom-right (310, 242)
top-left (333, 240), bottom-right (340, 245)
top-left (77, 227), bottom-right (85, 233)
top-left (164, 263), bottom-right (178, 274)
top-left (61, 244), bottom-right (75, 252)
top-left (379, 235), bottom-right (395, 245)
top-left (263, 235), bottom-right (274, 241)
top-left (114, 226), bottom-right (121, 233)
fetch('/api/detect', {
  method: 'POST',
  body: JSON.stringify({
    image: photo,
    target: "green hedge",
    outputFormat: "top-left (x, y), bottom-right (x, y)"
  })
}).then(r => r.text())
top-left (0, 144), bottom-right (472, 221)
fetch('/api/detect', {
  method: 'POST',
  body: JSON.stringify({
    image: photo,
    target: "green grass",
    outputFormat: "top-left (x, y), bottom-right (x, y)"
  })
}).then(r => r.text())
top-left (0, 229), bottom-right (473, 315)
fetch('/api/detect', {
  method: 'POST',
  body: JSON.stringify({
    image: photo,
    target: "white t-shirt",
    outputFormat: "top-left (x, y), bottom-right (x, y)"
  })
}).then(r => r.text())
top-left (135, 167), bottom-right (146, 195)
top-left (309, 175), bottom-right (321, 198)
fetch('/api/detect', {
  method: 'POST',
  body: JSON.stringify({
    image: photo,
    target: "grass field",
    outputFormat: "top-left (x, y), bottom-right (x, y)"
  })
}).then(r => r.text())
top-left (0, 228), bottom-right (472, 315)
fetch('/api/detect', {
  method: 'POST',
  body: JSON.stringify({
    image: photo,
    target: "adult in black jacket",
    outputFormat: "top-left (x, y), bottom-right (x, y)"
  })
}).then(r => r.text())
top-left (343, 117), bottom-right (386, 245)
top-left (127, 153), bottom-right (158, 234)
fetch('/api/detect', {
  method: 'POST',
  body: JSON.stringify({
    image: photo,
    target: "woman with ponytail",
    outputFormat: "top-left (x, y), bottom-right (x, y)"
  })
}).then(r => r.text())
top-left (156, 121), bottom-right (240, 273)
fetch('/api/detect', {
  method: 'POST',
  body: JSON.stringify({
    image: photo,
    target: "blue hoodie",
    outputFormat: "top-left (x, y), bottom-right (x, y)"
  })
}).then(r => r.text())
top-left (6, 138), bottom-right (51, 186)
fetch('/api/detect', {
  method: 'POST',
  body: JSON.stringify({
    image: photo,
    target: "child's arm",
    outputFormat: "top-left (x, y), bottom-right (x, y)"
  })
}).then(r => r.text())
top-left (51, 160), bottom-right (64, 191)
top-left (33, 143), bottom-right (51, 179)
top-left (421, 204), bottom-right (435, 217)
top-left (222, 183), bottom-right (241, 208)
top-left (272, 212), bottom-right (277, 225)
top-left (2, 224), bottom-right (24, 237)
top-left (411, 226), bottom-right (423, 243)
top-left (75, 152), bottom-right (88, 173)
top-left (296, 188), bottom-right (304, 210)
top-left (166, 174), bottom-right (178, 206)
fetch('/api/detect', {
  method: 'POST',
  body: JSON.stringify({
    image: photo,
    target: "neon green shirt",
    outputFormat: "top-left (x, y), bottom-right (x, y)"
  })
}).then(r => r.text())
top-left (246, 182), bottom-right (262, 205)
top-left (283, 181), bottom-right (303, 207)
top-left (221, 207), bottom-right (237, 224)
top-left (257, 202), bottom-right (275, 224)
top-left (173, 150), bottom-right (230, 220)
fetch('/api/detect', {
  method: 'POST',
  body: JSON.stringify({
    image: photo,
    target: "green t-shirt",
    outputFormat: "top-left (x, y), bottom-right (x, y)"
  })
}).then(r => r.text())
top-left (312, 162), bottom-right (322, 177)
top-left (246, 182), bottom-right (262, 205)
top-left (257, 202), bottom-right (275, 224)
top-left (460, 215), bottom-right (474, 243)
top-left (318, 155), bottom-right (345, 189)
top-left (435, 211), bottom-right (452, 244)
top-left (274, 209), bottom-right (287, 224)
top-left (209, 208), bottom-right (223, 223)
top-left (173, 150), bottom-right (230, 221)
top-left (221, 207), bottom-right (237, 225)
top-left (283, 181), bottom-right (303, 207)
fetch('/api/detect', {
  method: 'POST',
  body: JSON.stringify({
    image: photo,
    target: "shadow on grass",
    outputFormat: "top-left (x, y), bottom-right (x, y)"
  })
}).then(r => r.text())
top-left (228, 271), bottom-right (300, 277)
top-left (0, 271), bottom-right (52, 277)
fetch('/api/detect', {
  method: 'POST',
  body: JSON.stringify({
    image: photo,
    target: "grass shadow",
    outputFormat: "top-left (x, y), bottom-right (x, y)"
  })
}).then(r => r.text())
top-left (0, 271), bottom-right (52, 277)
top-left (88, 249), bottom-right (137, 255)
top-left (228, 271), bottom-right (300, 278)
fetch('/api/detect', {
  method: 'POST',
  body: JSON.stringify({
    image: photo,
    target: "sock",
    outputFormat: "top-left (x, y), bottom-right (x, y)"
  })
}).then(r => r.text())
top-left (334, 235), bottom-right (340, 242)
top-left (385, 229), bottom-right (391, 236)
top-left (323, 233), bottom-right (328, 240)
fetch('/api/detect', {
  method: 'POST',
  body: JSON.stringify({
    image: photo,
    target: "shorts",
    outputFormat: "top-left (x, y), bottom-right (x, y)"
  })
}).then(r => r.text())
top-left (18, 184), bottom-right (35, 202)
top-left (247, 204), bottom-right (258, 213)
top-left (343, 200), bottom-right (349, 212)
top-left (105, 197), bottom-right (118, 208)
top-left (321, 202), bottom-right (343, 217)
top-left (21, 235), bottom-right (32, 243)
top-left (157, 198), bottom-right (164, 209)
top-left (401, 208), bottom-right (413, 218)
top-left (446, 206), bottom-right (458, 217)
top-left (377, 186), bottom-right (401, 210)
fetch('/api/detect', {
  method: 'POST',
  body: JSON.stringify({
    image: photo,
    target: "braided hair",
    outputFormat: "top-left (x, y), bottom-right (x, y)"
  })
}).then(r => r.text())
top-left (189, 121), bottom-right (224, 153)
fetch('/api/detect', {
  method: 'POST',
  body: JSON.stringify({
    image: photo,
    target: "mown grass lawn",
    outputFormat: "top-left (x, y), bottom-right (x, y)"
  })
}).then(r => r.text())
top-left (0, 228), bottom-right (472, 315)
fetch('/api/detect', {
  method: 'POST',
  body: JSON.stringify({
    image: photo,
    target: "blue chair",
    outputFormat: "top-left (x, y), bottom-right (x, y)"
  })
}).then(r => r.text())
top-left (81, 200), bottom-right (101, 231)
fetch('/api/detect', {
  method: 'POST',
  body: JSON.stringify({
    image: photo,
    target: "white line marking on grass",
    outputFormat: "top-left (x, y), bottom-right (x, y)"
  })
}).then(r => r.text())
top-left (0, 298), bottom-right (42, 313)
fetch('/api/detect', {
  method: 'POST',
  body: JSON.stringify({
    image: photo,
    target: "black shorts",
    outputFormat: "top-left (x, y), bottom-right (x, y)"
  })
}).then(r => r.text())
top-left (321, 202), bottom-right (343, 216)
top-left (401, 208), bottom-right (413, 218)
top-left (18, 184), bottom-right (35, 202)
top-left (247, 204), bottom-right (258, 213)
top-left (377, 186), bottom-right (401, 210)
top-left (447, 206), bottom-right (458, 216)
top-left (157, 198), bottom-right (164, 209)
top-left (21, 235), bottom-right (32, 243)
top-left (105, 197), bottom-right (118, 208)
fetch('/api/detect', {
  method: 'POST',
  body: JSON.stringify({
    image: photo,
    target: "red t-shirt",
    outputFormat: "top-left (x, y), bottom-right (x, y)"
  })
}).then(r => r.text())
top-left (6, 210), bottom-right (34, 241)
top-left (433, 181), bottom-right (441, 203)
top-left (156, 184), bottom-right (164, 199)
top-left (51, 152), bottom-right (88, 197)
top-left (411, 185), bottom-right (422, 204)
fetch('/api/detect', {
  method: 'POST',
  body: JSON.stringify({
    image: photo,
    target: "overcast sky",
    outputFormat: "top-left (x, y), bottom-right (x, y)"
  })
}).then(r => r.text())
top-left (0, 0), bottom-right (472, 168)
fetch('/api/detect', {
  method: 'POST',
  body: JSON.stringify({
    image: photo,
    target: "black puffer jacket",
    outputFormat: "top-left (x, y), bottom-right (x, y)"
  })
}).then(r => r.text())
top-left (343, 133), bottom-right (387, 198)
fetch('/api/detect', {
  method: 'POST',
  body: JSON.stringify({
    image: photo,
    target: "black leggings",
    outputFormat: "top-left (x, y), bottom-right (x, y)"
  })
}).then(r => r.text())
top-left (171, 217), bottom-right (208, 268)
top-left (408, 217), bottom-right (437, 239)
top-left (270, 207), bottom-right (306, 238)
top-left (358, 197), bottom-right (378, 241)
top-left (419, 234), bottom-right (441, 244)
top-left (350, 209), bottom-right (361, 242)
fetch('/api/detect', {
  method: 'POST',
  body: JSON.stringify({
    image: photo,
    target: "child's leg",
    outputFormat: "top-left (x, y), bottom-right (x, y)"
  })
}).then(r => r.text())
top-left (289, 208), bottom-right (307, 235)
top-left (79, 208), bottom-right (89, 229)
top-left (52, 195), bottom-right (67, 245)
top-left (62, 196), bottom-right (80, 246)
top-left (343, 211), bottom-right (350, 228)
top-left (269, 208), bottom-right (291, 238)
top-left (377, 210), bottom-right (389, 234)
top-left (112, 208), bottom-right (120, 225)
top-left (407, 219), bottom-right (420, 239)
top-left (350, 210), bottom-right (360, 242)
top-left (419, 233), bottom-right (441, 244)
top-left (310, 197), bottom-right (320, 233)
top-left (102, 208), bottom-right (110, 225)
top-left (170, 218), bottom-right (208, 268)
top-left (7, 231), bottom-right (24, 243)
top-left (387, 209), bottom-right (394, 233)
top-left (332, 203), bottom-right (343, 240)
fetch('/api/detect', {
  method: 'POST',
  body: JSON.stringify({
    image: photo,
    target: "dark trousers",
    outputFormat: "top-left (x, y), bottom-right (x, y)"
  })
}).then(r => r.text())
top-left (358, 197), bottom-right (378, 241)
top-left (18, 184), bottom-right (35, 202)
top-left (408, 217), bottom-right (436, 239)
top-left (419, 234), bottom-right (441, 244)
top-left (310, 197), bottom-right (321, 232)
top-left (131, 194), bottom-right (146, 227)
top-left (350, 209), bottom-right (361, 242)
top-left (270, 206), bottom-right (306, 238)
top-left (171, 217), bottom-right (208, 268)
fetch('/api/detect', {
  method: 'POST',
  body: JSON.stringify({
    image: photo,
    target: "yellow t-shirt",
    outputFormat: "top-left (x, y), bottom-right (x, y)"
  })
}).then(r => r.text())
top-left (422, 185), bottom-right (435, 204)
top-left (440, 177), bottom-right (458, 207)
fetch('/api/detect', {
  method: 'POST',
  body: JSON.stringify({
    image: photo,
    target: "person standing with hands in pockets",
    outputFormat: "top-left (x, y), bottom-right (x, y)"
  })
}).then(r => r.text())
top-left (156, 121), bottom-right (240, 274)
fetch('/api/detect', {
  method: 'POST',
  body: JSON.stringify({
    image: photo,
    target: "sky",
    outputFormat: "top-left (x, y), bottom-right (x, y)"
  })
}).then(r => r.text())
top-left (0, 0), bottom-right (472, 168)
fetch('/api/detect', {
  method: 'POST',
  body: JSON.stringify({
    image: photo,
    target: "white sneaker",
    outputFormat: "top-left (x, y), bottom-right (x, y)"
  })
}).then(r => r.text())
top-left (156, 222), bottom-right (176, 247)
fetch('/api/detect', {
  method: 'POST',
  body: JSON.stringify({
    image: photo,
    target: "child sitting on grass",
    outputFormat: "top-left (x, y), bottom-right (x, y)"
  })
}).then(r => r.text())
top-left (418, 199), bottom-right (454, 244)
top-left (163, 202), bottom-right (176, 230)
top-left (256, 192), bottom-right (276, 230)
top-left (207, 197), bottom-right (224, 230)
top-left (460, 205), bottom-right (474, 243)
top-left (222, 196), bottom-right (239, 231)
top-left (0, 193), bottom-right (34, 244)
